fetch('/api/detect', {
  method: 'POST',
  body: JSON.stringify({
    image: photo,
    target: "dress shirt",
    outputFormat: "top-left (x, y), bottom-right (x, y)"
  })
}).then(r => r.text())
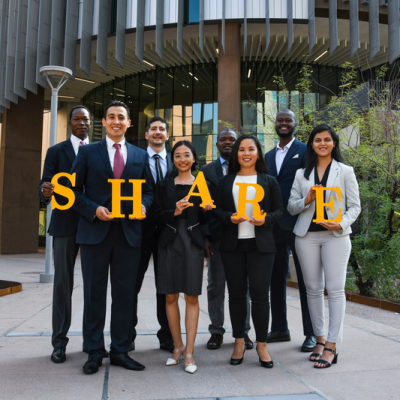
top-left (275, 137), bottom-right (295, 174)
top-left (220, 156), bottom-right (229, 176)
top-left (147, 147), bottom-right (167, 182)
top-left (106, 136), bottom-right (127, 171)
top-left (70, 134), bottom-right (89, 156)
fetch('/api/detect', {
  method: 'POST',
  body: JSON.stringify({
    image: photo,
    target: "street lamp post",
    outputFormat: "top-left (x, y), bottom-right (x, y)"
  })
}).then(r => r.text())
top-left (39, 66), bottom-right (73, 283)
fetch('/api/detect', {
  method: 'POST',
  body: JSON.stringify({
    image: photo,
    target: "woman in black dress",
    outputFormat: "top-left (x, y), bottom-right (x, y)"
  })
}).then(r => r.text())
top-left (155, 140), bottom-right (212, 374)
top-left (214, 135), bottom-right (284, 368)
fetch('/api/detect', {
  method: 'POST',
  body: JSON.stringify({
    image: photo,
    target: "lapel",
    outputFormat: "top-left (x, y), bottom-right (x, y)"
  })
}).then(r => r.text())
top-left (64, 139), bottom-right (75, 166)
top-left (121, 142), bottom-right (136, 180)
top-left (325, 159), bottom-right (340, 203)
top-left (266, 150), bottom-right (278, 178)
top-left (215, 159), bottom-right (224, 180)
top-left (257, 173), bottom-right (268, 207)
top-left (166, 152), bottom-right (173, 176)
top-left (98, 139), bottom-right (114, 178)
top-left (278, 139), bottom-right (300, 177)
top-left (226, 173), bottom-right (237, 212)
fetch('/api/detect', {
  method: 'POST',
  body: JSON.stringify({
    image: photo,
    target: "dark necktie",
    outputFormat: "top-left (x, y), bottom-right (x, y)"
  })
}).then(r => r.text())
top-left (222, 160), bottom-right (228, 176)
top-left (153, 154), bottom-right (163, 183)
top-left (113, 143), bottom-right (125, 179)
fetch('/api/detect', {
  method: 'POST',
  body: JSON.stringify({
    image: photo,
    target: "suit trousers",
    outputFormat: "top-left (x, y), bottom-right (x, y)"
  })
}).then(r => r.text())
top-left (270, 225), bottom-right (314, 336)
top-left (132, 232), bottom-right (172, 343)
top-left (221, 239), bottom-right (274, 343)
top-left (295, 231), bottom-right (351, 343)
top-left (207, 241), bottom-right (251, 335)
top-left (52, 234), bottom-right (80, 349)
top-left (80, 222), bottom-right (140, 359)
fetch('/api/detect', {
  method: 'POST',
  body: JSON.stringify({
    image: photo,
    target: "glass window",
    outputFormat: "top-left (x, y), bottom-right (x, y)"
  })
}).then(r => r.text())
top-left (185, 0), bottom-right (200, 24)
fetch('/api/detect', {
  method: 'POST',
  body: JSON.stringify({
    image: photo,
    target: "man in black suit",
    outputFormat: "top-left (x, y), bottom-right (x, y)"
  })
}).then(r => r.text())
top-left (39, 105), bottom-right (92, 364)
top-left (71, 100), bottom-right (153, 374)
top-left (264, 109), bottom-right (316, 352)
top-left (131, 116), bottom-right (176, 353)
top-left (201, 129), bottom-right (253, 350)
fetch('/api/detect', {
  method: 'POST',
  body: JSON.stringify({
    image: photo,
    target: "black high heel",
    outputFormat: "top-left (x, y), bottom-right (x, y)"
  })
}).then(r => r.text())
top-left (230, 343), bottom-right (246, 365)
top-left (256, 346), bottom-right (274, 369)
top-left (314, 347), bottom-right (338, 369)
top-left (309, 342), bottom-right (326, 362)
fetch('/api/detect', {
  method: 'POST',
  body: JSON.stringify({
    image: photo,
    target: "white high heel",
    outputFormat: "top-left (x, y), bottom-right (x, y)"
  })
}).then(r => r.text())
top-left (184, 353), bottom-right (197, 374)
top-left (166, 348), bottom-right (184, 366)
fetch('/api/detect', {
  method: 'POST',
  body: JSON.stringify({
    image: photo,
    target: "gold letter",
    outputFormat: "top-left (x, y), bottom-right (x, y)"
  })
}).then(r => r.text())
top-left (186, 171), bottom-right (215, 208)
top-left (108, 179), bottom-right (146, 218)
top-left (51, 173), bottom-right (76, 210)
top-left (313, 187), bottom-right (342, 223)
top-left (233, 183), bottom-right (267, 220)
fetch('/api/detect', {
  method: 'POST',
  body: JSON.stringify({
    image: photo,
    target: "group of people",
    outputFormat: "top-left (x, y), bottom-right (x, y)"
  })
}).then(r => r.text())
top-left (39, 100), bottom-right (361, 375)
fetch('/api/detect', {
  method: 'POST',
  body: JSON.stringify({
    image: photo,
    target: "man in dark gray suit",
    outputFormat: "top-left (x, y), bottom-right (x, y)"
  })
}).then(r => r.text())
top-left (201, 128), bottom-right (253, 350)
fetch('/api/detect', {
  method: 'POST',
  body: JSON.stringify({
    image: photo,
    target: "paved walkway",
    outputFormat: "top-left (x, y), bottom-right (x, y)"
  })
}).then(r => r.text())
top-left (1, 252), bottom-right (400, 400)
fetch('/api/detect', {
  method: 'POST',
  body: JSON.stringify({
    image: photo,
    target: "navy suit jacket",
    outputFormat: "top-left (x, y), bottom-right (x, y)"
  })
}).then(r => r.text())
top-left (200, 158), bottom-right (224, 243)
top-left (70, 138), bottom-right (154, 247)
top-left (39, 139), bottom-right (80, 237)
top-left (265, 138), bottom-right (307, 231)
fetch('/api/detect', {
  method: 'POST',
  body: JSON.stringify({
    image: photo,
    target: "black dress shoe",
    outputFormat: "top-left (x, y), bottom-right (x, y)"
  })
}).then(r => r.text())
top-left (244, 334), bottom-right (254, 350)
top-left (301, 335), bottom-right (317, 352)
top-left (207, 333), bottom-right (223, 350)
top-left (83, 357), bottom-right (102, 375)
top-left (159, 340), bottom-right (174, 353)
top-left (266, 330), bottom-right (291, 343)
top-left (230, 345), bottom-right (246, 365)
top-left (110, 353), bottom-right (145, 371)
top-left (129, 341), bottom-right (135, 352)
top-left (51, 347), bottom-right (66, 363)
top-left (256, 346), bottom-right (274, 368)
top-left (82, 344), bottom-right (109, 358)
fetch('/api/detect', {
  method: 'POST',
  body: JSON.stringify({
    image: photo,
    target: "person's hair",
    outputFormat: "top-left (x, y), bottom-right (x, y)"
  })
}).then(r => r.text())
top-left (304, 124), bottom-right (343, 180)
top-left (68, 105), bottom-right (91, 121)
top-left (171, 140), bottom-right (198, 172)
top-left (103, 100), bottom-right (130, 119)
top-left (228, 135), bottom-right (268, 174)
top-left (146, 116), bottom-right (169, 133)
top-left (217, 128), bottom-right (237, 140)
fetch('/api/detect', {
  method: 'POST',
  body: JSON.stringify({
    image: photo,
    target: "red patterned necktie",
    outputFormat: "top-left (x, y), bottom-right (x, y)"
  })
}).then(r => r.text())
top-left (113, 143), bottom-right (125, 179)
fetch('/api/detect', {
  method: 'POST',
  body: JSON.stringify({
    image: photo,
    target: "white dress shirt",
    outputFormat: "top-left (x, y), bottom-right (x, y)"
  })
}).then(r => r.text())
top-left (220, 156), bottom-right (229, 176)
top-left (106, 135), bottom-right (127, 171)
top-left (275, 137), bottom-right (295, 174)
top-left (147, 147), bottom-right (167, 182)
top-left (233, 175), bottom-right (257, 239)
top-left (70, 134), bottom-right (89, 156)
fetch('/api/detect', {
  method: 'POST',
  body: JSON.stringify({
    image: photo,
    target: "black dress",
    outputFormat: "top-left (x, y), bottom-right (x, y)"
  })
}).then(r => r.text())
top-left (157, 184), bottom-right (205, 296)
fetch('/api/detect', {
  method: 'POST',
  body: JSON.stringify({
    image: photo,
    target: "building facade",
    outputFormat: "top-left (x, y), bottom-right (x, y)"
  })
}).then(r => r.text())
top-left (0, 0), bottom-right (399, 253)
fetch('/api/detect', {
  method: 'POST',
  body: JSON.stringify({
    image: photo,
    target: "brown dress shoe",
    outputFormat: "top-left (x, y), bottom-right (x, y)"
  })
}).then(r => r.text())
top-left (207, 333), bottom-right (223, 349)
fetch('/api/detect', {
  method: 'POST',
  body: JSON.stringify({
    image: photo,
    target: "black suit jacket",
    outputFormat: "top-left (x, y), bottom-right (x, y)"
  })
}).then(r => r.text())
top-left (213, 172), bottom-right (284, 253)
top-left (39, 139), bottom-right (80, 237)
top-left (265, 138), bottom-right (307, 231)
top-left (142, 152), bottom-right (177, 240)
top-left (155, 177), bottom-right (210, 249)
top-left (70, 138), bottom-right (154, 247)
top-left (200, 159), bottom-right (224, 243)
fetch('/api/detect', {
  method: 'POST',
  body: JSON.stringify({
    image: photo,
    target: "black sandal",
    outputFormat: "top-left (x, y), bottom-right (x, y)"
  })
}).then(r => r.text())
top-left (309, 342), bottom-right (326, 361)
top-left (313, 347), bottom-right (338, 369)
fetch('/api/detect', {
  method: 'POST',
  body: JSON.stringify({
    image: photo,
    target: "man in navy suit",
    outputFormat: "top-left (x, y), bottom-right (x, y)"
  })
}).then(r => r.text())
top-left (71, 100), bottom-right (153, 374)
top-left (201, 129), bottom-right (253, 350)
top-left (131, 116), bottom-right (176, 353)
top-left (265, 109), bottom-right (316, 352)
top-left (39, 105), bottom-right (93, 364)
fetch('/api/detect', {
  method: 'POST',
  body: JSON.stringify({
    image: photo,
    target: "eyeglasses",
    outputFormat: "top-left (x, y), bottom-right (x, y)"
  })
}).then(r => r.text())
top-left (174, 154), bottom-right (193, 160)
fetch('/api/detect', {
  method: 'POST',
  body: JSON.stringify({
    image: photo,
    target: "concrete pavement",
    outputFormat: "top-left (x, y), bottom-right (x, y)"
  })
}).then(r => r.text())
top-left (0, 252), bottom-right (399, 400)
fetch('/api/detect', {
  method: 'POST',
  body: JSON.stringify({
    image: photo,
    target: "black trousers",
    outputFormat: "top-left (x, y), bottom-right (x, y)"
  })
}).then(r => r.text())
top-left (221, 239), bottom-right (275, 343)
top-left (270, 225), bottom-right (314, 336)
top-left (52, 234), bottom-right (80, 349)
top-left (132, 232), bottom-right (172, 343)
top-left (80, 222), bottom-right (140, 359)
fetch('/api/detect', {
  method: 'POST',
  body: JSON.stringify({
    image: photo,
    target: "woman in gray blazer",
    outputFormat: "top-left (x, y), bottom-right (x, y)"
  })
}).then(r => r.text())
top-left (287, 124), bottom-right (361, 369)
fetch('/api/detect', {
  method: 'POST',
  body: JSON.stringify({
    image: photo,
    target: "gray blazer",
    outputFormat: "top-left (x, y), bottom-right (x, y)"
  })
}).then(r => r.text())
top-left (287, 159), bottom-right (361, 238)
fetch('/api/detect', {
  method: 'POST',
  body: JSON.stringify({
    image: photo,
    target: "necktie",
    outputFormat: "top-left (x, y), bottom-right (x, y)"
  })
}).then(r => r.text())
top-left (153, 154), bottom-right (163, 183)
top-left (222, 160), bottom-right (228, 176)
top-left (113, 143), bottom-right (125, 179)
top-left (80, 141), bottom-right (86, 146)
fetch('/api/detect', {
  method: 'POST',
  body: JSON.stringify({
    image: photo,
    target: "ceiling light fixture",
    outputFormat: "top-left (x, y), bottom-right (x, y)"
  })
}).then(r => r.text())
top-left (216, 48), bottom-right (219, 54)
top-left (58, 95), bottom-right (74, 99)
top-left (114, 87), bottom-right (125, 92)
top-left (144, 60), bottom-right (154, 67)
top-left (75, 77), bottom-right (95, 84)
top-left (314, 50), bottom-right (328, 62)
top-left (142, 83), bottom-right (155, 89)
top-left (248, 69), bottom-right (251, 78)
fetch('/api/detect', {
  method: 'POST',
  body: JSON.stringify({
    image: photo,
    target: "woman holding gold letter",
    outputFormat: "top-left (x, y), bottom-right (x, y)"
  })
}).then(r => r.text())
top-left (155, 140), bottom-right (212, 374)
top-left (287, 124), bottom-right (361, 369)
top-left (214, 135), bottom-right (284, 369)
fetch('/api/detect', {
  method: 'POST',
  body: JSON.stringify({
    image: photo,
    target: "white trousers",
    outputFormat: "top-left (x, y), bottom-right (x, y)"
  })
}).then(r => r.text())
top-left (295, 231), bottom-right (351, 343)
